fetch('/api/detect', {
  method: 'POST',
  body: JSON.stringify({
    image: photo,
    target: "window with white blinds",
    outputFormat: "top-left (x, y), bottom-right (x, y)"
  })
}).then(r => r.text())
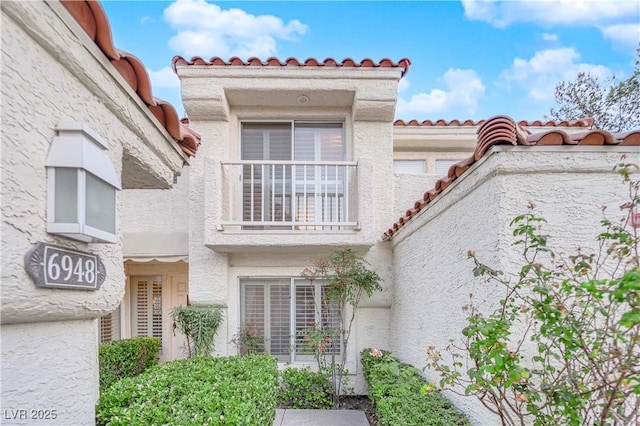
top-left (99, 305), bottom-right (121, 343)
top-left (435, 159), bottom-right (460, 176)
top-left (131, 276), bottom-right (163, 347)
top-left (393, 160), bottom-right (426, 174)
top-left (240, 122), bottom-right (345, 230)
top-left (240, 277), bottom-right (341, 362)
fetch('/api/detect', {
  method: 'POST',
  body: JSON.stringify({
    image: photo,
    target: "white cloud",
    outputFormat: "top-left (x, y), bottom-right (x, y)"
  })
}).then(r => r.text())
top-left (147, 66), bottom-right (181, 89)
top-left (398, 78), bottom-right (410, 93)
top-left (497, 47), bottom-right (611, 102)
top-left (396, 69), bottom-right (485, 117)
top-left (462, 0), bottom-right (638, 26)
top-left (599, 23), bottom-right (640, 49)
top-left (163, 0), bottom-right (308, 58)
top-left (140, 16), bottom-right (153, 25)
top-left (542, 32), bottom-right (558, 41)
top-left (461, 0), bottom-right (638, 47)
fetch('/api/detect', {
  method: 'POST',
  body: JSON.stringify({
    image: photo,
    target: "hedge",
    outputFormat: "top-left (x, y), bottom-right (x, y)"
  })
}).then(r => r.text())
top-left (278, 367), bottom-right (333, 409)
top-left (361, 348), bottom-right (470, 426)
top-left (96, 355), bottom-right (279, 426)
top-left (99, 337), bottom-right (161, 392)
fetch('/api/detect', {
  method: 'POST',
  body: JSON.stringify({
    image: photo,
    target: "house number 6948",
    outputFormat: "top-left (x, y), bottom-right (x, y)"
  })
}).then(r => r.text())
top-left (46, 253), bottom-right (96, 283)
top-left (25, 242), bottom-right (106, 290)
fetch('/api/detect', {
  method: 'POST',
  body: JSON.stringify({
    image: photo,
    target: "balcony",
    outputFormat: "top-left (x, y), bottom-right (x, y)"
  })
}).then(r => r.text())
top-left (205, 159), bottom-right (377, 253)
top-left (221, 160), bottom-right (357, 230)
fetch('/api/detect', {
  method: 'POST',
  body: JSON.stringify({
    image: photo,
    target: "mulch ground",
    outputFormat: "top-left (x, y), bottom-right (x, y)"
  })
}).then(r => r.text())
top-left (337, 395), bottom-right (378, 425)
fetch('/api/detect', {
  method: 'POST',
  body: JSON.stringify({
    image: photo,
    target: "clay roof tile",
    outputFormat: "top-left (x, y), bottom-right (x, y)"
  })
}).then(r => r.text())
top-left (394, 117), bottom-right (593, 128)
top-left (62, 0), bottom-right (120, 60)
top-left (304, 58), bottom-right (321, 66)
top-left (384, 115), bottom-right (638, 241)
top-left (526, 130), bottom-right (571, 145)
top-left (266, 57), bottom-right (282, 66)
top-left (61, 0), bottom-right (201, 157)
top-left (617, 130), bottom-right (640, 146)
top-left (570, 130), bottom-right (616, 145)
top-left (171, 56), bottom-right (411, 76)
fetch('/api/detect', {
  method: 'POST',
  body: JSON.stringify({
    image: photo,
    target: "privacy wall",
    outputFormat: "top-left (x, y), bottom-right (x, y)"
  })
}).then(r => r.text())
top-left (389, 147), bottom-right (639, 425)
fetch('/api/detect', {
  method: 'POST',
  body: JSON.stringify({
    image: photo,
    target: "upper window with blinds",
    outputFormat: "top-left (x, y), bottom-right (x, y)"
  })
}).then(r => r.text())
top-left (237, 122), bottom-right (355, 230)
top-left (393, 160), bottom-right (426, 174)
top-left (241, 122), bottom-right (345, 162)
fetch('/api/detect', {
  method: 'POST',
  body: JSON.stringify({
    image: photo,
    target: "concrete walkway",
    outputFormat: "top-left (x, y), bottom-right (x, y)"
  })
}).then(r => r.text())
top-left (274, 409), bottom-right (369, 426)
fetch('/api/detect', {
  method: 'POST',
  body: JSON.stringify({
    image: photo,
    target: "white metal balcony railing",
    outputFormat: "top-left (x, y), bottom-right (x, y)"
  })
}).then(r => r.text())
top-left (221, 160), bottom-right (358, 231)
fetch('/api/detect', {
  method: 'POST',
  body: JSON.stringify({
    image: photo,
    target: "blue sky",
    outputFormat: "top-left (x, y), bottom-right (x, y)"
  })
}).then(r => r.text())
top-left (102, 0), bottom-right (639, 122)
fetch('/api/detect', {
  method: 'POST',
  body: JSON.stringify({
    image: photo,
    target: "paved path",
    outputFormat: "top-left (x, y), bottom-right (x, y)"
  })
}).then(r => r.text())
top-left (274, 409), bottom-right (369, 426)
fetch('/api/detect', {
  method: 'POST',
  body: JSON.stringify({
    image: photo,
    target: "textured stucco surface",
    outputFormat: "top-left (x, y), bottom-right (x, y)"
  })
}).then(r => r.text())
top-left (0, 319), bottom-right (99, 425)
top-left (1, 2), bottom-right (187, 424)
top-left (1, 1), bottom-right (186, 324)
top-left (122, 168), bottom-right (191, 234)
top-left (177, 64), bottom-right (401, 389)
top-left (390, 147), bottom-right (640, 425)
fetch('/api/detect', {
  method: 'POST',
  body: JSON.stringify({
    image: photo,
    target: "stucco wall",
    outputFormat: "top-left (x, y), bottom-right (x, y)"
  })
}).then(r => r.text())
top-left (1, 320), bottom-right (98, 425)
top-left (121, 168), bottom-right (191, 234)
top-left (1, 0), bottom-right (185, 325)
top-left (389, 147), bottom-right (640, 425)
top-left (1, 2), bottom-right (186, 423)
top-left (176, 64), bottom-right (400, 391)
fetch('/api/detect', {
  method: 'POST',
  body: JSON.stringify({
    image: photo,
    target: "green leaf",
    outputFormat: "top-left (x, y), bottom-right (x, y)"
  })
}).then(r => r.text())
top-left (620, 310), bottom-right (640, 327)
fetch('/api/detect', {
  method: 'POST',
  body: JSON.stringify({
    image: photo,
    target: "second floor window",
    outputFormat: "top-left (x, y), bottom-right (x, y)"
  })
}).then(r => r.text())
top-left (240, 122), bottom-right (347, 229)
top-left (242, 122), bottom-right (344, 162)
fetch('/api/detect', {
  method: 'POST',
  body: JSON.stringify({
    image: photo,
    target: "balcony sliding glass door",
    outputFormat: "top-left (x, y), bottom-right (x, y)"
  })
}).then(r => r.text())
top-left (240, 122), bottom-right (346, 230)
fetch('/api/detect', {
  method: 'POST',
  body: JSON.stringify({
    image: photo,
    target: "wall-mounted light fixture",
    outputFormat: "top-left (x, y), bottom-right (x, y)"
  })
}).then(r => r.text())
top-left (45, 122), bottom-right (121, 243)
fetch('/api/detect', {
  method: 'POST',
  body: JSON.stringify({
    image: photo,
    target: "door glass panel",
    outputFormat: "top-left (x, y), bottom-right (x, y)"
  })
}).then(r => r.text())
top-left (132, 277), bottom-right (163, 348)
top-left (294, 123), bottom-right (344, 228)
top-left (241, 123), bottom-right (292, 226)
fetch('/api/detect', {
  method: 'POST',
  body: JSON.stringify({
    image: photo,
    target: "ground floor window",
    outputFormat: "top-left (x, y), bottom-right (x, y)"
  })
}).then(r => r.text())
top-left (240, 278), bottom-right (341, 362)
top-left (99, 305), bottom-right (121, 343)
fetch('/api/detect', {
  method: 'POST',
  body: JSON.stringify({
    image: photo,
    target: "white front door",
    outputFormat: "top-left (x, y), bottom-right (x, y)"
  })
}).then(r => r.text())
top-left (168, 273), bottom-right (189, 360)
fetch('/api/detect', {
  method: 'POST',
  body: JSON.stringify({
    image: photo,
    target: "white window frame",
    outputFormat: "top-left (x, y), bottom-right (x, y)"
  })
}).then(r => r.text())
top-left (393, 159), bottom-right (427, 174)
top-left (239, 277), bottom-right (342, 363)
top-left (237, 121), bottom-right (348, 230)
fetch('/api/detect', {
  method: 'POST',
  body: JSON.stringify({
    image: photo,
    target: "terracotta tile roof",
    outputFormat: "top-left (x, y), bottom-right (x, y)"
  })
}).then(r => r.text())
top-left (61, 0), bottom-right (201, 157)
top-left (384, 115), bottom-right (640, 239)
top-left (393, 118), bottom-right (595, 128)
top-left (172, 56), bottom-right (411, 77)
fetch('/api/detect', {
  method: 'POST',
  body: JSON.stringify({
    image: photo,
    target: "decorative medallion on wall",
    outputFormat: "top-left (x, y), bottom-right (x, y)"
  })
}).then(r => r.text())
top-left (25, 242), bottom-right (106, 290)
top-left (297, 94), bottom-right (310, 104)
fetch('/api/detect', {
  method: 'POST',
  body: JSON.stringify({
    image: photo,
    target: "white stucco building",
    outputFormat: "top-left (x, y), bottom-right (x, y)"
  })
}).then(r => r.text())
top-left (2, 1), bottom-right (639, 425)
top-left (117, 53), bottom-right (639, 424)
top-left (1, 1), bottom-right (199, 424)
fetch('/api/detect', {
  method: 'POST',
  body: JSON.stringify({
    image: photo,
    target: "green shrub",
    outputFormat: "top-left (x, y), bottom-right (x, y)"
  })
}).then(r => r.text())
top-left (361, 348), bottom-right (470, 426)
top-left (96, 355), bottom-right (278, 426)
top-left (278, 367), bottom-right (333, 409)
top-left (171, 305), bottom-right (223, 357)
top-left (99, 337), bottom-right (160, 392)
top-left (230, 322), bottom-right (266, 355)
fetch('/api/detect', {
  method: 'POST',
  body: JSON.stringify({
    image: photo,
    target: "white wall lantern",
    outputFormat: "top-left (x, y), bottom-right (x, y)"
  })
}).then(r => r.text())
top-left (45, 122), bottom-right (121, 243)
